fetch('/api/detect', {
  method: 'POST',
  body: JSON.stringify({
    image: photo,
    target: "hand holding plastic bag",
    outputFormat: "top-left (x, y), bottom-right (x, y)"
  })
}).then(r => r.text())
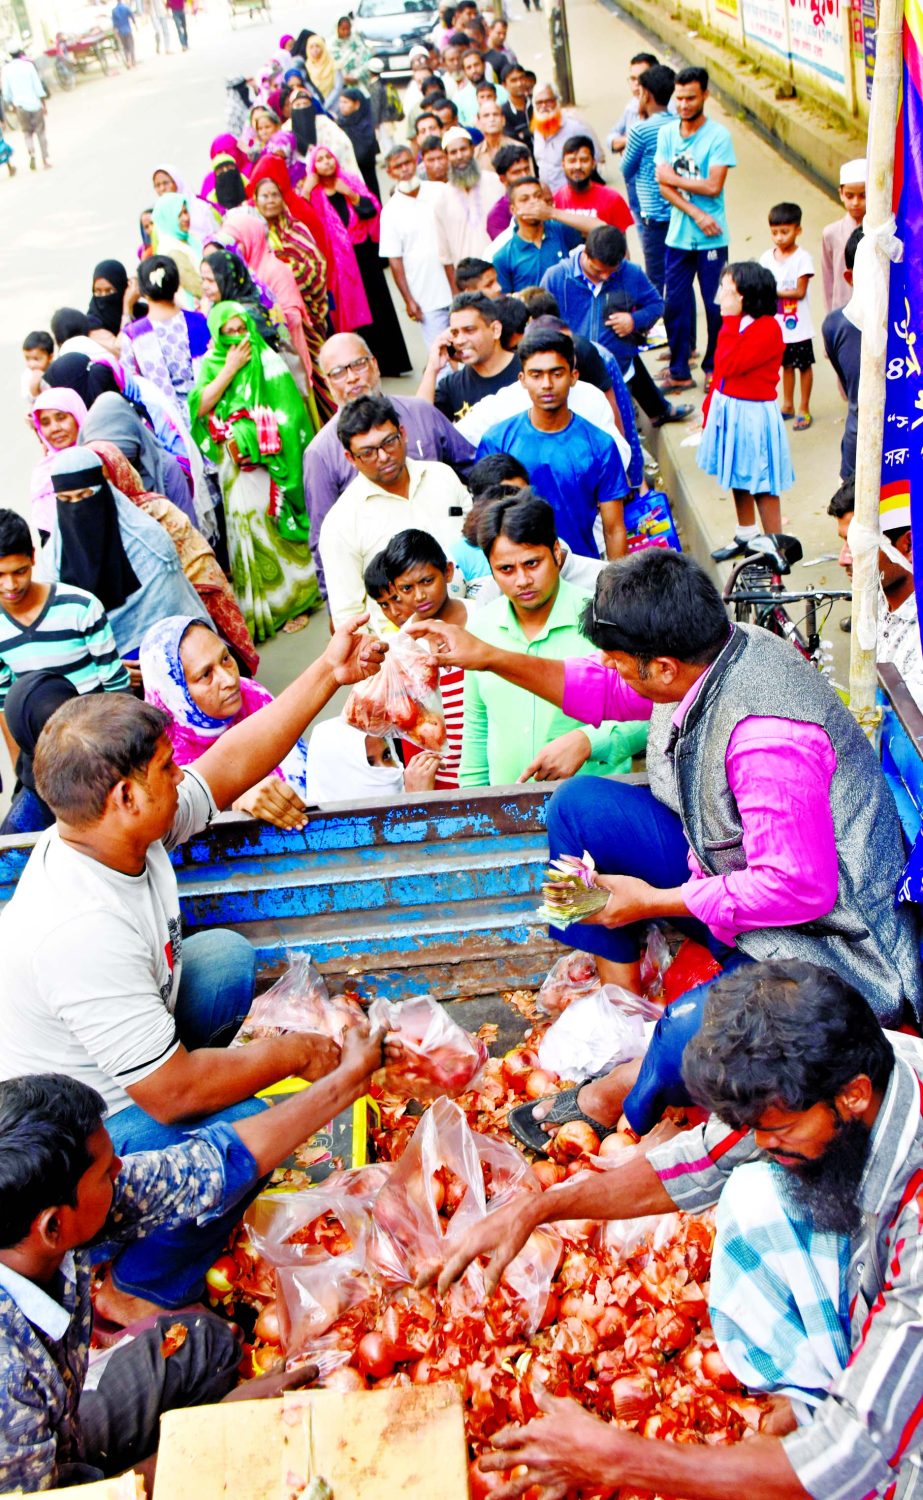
top-left (343, 630), bottom-right (447, 752)
top-left (232, 955), bottom-right (365, 1046)
top-left (369, 994), bottom-right (488, 1102)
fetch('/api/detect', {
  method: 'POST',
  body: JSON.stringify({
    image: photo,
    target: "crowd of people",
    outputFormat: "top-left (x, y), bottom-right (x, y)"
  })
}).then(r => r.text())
top-left (3, 5), bottom-right (923, 1499)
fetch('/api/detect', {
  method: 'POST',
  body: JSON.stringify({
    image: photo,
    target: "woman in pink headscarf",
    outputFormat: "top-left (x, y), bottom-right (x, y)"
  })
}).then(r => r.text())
top-left (302, 144), bottom-right (410, 375)
top-left (200, 133), bottom-right (251, 201)
top-left (220, 207), bottom-right (316, 400)
top-left (29, 388), bottom-right (88, 542)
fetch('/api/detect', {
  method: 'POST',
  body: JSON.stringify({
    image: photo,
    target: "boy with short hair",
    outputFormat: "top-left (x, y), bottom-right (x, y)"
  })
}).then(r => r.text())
top-left (20, 329), bottom-right (53, 401)
top-left (455, 256), bottom-right (502, 295)
top-left (363, 551), bottom-right (414, 632)
top-left (759, 201), bottom-right (815, 430)
top-left (0, 508), bottom-right (129, 765)
top-left (823, 158), bottom-right (866, 312)
top-left (381, 528), bottom-right (467, 787)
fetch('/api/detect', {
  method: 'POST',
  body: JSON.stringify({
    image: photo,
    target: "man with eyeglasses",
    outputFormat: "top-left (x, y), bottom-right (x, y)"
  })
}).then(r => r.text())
top-left (318, 395), bottom-right (471, 626)
top-left (303, 333), bottom-right (474, 603)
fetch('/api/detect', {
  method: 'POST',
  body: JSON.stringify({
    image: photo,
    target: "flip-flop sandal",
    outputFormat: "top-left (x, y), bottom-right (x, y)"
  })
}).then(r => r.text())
top-left (793, 414), bottom-right (813, 431)
top-left (508, 1086), bottom-right (617, 1155)
top-left (780, 410), bottom-right (795, 421)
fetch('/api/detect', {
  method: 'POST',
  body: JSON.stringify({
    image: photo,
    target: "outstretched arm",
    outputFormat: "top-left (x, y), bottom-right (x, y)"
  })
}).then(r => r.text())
top-left (193, 616), bottom-right (386, 809)
top-left (405, 619), bottom-right (566, 707)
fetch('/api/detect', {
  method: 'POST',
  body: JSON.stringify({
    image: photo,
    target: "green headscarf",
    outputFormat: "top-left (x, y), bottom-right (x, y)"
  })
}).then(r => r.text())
top-left (152, 191), bottom-right (203, 262)
top-left (189, 300), bottom-right (313, 543)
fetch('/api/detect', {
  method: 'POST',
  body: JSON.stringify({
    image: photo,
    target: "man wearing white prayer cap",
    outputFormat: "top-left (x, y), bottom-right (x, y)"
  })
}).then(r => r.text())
top-left (822, 156), bottom-right (867, 312)
top-left (432, 124), bottom-right (505, 259)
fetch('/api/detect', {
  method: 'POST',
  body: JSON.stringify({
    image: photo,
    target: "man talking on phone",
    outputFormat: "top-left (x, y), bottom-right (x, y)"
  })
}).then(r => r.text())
top-left (417, 292), bottom-right (522, 423)
top-left (540, 225), bottom-right (693, 427)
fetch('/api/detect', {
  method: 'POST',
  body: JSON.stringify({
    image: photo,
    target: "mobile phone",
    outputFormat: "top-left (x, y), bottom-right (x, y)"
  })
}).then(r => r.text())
top-left (445, 341), bottom-right (457, 359)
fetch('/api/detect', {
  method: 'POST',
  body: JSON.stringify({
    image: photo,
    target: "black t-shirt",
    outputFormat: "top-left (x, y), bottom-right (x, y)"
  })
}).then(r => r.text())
top-left (434, 354), bottom-right (522, 422)
top-left (501, 101), bottom-right (533, 150)
top-left (572, 335), bottom-right (612, 394)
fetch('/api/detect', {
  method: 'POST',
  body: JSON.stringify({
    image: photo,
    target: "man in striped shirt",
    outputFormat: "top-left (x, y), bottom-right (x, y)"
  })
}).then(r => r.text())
top-left (620, 63), bottom-right (676, 296)
top-left (430, 960), bottom-right (923, 1500)
top-left (0, 508), bottom-right (129, 766)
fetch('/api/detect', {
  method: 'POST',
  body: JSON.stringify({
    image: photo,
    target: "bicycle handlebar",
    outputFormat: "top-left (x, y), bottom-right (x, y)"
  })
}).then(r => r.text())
top-left (727, 589), bottom-right (853, 604)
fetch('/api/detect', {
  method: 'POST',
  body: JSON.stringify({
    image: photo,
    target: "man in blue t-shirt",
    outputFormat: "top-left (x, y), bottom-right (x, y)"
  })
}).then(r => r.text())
top-left (111, 1), bottom-right (136, 66)
top-left (492, 177), bottom-right (601, 293)
top-left (654, 66), bottom-right (736, 390)
top-left (475, 325), bottom-right (628, 559)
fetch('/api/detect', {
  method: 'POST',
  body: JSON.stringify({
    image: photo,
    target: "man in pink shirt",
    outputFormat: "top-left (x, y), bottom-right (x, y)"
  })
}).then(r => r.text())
top-left (410, 549), bottom-right (920, 1143)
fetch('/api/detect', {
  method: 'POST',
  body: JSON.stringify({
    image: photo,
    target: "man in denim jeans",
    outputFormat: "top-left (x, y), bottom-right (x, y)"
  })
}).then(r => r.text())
top-left (654, 66), bottom-right (736, 393)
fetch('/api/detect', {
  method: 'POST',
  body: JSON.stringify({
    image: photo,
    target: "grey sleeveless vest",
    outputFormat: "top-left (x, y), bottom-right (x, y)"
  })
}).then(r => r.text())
top-left (645, 624), bottom-right (921, 1025)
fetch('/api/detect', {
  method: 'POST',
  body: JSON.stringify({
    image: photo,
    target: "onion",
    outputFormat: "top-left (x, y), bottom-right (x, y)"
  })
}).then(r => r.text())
top-left (323, 1365), bottom-right (368, 1391)
top-left (609, 1375), bottom-right (656, 1422)
top-left (531, 1160), bottom-right (564, 1189)
top-left (702, 1346), bottom-right (739, 1390)
top-left (355, 1332), bottom-right (395, 1380)
top-left (550, 1120), bottom-right (601, 1161)
top-left (596, 1132), bottom-right (631, 1160)
top-left (524, 1069), bottom-right (556, 1100)
top-left (253, 1302), bottom-right (282, 1345)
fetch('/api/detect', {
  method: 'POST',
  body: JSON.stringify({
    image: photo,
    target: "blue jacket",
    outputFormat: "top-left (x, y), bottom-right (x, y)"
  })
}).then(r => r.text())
top-left (540, 248), bottom-right (663, 372)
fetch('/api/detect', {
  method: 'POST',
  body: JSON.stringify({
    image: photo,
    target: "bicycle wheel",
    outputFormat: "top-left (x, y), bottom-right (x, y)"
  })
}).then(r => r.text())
top-left (724, 560), bottom-right (773, 625)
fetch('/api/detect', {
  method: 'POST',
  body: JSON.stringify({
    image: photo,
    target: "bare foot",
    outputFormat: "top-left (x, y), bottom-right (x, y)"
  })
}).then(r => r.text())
top-left (282, 614), bottom-right (309, 634)
top-left (531, 1057), bottom-right (643, 1132)
top-left (94, 1270), bottom-right (171, 1328)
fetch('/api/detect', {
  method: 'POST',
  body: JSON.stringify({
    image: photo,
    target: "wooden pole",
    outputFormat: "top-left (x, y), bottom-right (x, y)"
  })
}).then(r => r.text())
top-left (849, 0), bottom-right (904, 728)
top-left (547, 0), bottom-right (575, 106)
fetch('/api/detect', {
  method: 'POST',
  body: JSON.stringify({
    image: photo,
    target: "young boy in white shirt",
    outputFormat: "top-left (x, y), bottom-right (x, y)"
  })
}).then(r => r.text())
top-left (759, 201), bottom-right (815, 431)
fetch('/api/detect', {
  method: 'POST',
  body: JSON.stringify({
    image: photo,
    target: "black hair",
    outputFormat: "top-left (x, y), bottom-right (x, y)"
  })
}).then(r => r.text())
top-left (34, 695), bottom-right (172, 826)
top-left (363, 550), bottom-right (393, 602)
top-left (492, 143), bottom-right (532, 177)
top-left (500, 60), bottom-right (526, 82)
top-left (768, 201), bottom-right (803, 227)
top-left (585, 225), bottom-right (627, 268)
top-left (494, 295), bottom-right (530, 347)
top-left (338, 395), bottom-right (401, 449)
top-left (50, 308), bottom-right (91, 347)
top-left (462, 44), bottom-right (485, 60)
top-left (518, 325), bottom-right (576, 370)
top-left (631, 50), bottom-right (658, 66)
top-left (446, 29), bottom-right (471, 46)
top-left (22, 329), bottom-right (54, 356)
top-left (467, 453), bottom-right (530, 497)
top-left (724, 260), bottom-right (779, 319)
top-left (476, 80), bottom-right (498, 97)
top-left (508, 173), bottom-right (542, 202)
top-left (137, 254), bottom-right (181, 303)
top-left (0, 1074), bottom-right (108, 1249)
top-left (420, 78), bottom-right (443, 97)
top-left (676, 65), bottom-right (709, 89)
top-left (450, 290), bottom-right (499, 320)
top-left (454, 259), bottom-right (496, 292)
top-left (638, 64), bottom-right (675, 106)
top-left (420, 134), bottom-right (446, 155)
top-left (436, 99), bottom-right (459, 121)
top-left (417, 100), bottom-right (442, 119)
top-left (561, 133), bottom-right (596, 157)
top-left (845, 226), bottom-right (863, 272)
top-left (683, 961), bottom-right (895, 1130)
top-left (477, 489), bottom-right (559, 558)
top-left (519, 286), bottom-right (560, 319)
top-left (381, 528), bottom-right (449, 581)
top-left (827, 478), bottom-right (855, 520)
top-left (582, 550), bottom-right (730, 664)
top-left (0, 508), bottom-right (34, 559)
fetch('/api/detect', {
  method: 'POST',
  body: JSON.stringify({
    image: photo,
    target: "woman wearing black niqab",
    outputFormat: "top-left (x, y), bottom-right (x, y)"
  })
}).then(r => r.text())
top-left (87, 259), bottom-right (130, 336)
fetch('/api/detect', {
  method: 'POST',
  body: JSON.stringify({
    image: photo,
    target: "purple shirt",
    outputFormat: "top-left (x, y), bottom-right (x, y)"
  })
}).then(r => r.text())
top-left (561, 654), bottom-right (840, 945)
top-left (487, 197), bottom-right (513, 241)
top-left (303, 395), bottom-right (476, 598)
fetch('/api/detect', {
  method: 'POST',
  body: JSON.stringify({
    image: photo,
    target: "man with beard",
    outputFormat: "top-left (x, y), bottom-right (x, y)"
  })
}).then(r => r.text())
top-left (304, 333), bottom-right (474, 599)
top-left (554, 135), bottom-right (634, 233)
top-left (435, 127), bottom-right (505, 261)
top-left (419, 133), bottom-right (451, 183)
top-left (455, 47), bottom-right (510, 124)
top-left (532, 82), bottom-right (604, 195)
top-left (418, 291), bottom-right (521, 421)
top-left (427, 960), bottom-right (923, 1500)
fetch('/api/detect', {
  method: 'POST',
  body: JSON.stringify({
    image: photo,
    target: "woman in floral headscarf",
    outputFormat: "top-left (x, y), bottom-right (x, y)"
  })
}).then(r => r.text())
top-left (329, 15), bottom-right (373, 92)
top-left (220, 208), bottom-right (318, 408)
top-left (140, 614), bottom-right (308, 826)
top-left (189, 301), bottom-right (319, 639)
top-left (304, 145), bottom-right (410, 375)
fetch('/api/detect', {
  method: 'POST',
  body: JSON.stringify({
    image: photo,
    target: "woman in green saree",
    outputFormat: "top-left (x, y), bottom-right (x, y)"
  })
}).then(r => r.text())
top-left (189, 300), bottom-right (319, 640)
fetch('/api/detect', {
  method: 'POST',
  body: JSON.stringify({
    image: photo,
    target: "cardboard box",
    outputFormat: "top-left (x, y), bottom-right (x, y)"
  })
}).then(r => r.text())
top-left (154, 1384), bottom-right (469, 1499)
top-left (256, 1081), bottom-right (379, 1188)
top-left (3, 1477), bottom-right (143, 1499)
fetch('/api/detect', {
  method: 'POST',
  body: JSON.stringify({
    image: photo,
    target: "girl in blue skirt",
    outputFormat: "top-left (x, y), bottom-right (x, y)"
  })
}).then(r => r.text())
top-left (698, 260), bottom-right (793, 560)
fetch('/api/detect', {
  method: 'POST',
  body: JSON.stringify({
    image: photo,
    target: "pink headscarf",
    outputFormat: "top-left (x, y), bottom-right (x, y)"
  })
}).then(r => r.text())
top-left (221, 207), bottom-right (314, 375)
top-left (30, 388), bottom-right (88, 538)
top-left (304, 148), bottom-right (375, 330)
top-left (200, 133), bottom-right (251, 198)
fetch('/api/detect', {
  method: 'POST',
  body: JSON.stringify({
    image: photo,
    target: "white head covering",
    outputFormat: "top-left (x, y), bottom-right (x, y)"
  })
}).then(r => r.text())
top-left (305, 717), bottom-right (404, 804)
top-left (442, 126), bottom-right (473, 148)
top-left (840, 158), bottom-right (867, 186)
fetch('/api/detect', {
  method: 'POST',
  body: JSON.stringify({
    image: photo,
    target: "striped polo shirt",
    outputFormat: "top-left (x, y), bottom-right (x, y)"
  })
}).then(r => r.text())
top-left (0, 583), bottom-right (130, 707)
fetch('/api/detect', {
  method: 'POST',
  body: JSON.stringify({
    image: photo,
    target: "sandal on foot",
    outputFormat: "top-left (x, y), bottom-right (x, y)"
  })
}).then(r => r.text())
top-left (780, 409), bottom-right (795, 421)
top-left (507, 1086), bottom-right (616, 1155)
top-left (793, 413), bottom-right (813, 431)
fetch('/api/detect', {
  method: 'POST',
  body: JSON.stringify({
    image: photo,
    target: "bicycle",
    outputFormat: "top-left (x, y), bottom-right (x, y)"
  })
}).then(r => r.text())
top-left (721, 533), bottom-right (852, 673)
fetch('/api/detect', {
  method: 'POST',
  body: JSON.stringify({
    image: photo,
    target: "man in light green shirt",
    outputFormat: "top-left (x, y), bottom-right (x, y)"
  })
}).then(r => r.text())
top-left (460, 491), bottom-right (646, 785)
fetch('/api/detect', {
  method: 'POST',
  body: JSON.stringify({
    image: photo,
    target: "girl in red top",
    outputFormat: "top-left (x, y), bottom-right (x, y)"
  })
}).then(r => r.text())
top-left (697, 261), bottom-right (794, 559)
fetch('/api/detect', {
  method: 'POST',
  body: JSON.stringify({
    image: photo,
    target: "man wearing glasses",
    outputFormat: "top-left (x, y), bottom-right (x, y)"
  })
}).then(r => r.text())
top-left (303, 333), bottom-right (474, 603)
top-left (319, 395), bottom-right (471, 626)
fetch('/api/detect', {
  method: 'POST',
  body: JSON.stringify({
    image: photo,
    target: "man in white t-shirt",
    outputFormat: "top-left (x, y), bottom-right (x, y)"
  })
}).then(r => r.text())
top-left (379, 144), bottom-right (456, 348)
top-left (0, 617), bottom-right (384, 1321)
top-left (759, 202), bottom-right (815, 430)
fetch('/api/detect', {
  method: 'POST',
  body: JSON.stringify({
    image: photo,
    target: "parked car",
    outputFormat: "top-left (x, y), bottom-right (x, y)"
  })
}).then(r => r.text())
top-left (353, 0), bottom-right (439, 77)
